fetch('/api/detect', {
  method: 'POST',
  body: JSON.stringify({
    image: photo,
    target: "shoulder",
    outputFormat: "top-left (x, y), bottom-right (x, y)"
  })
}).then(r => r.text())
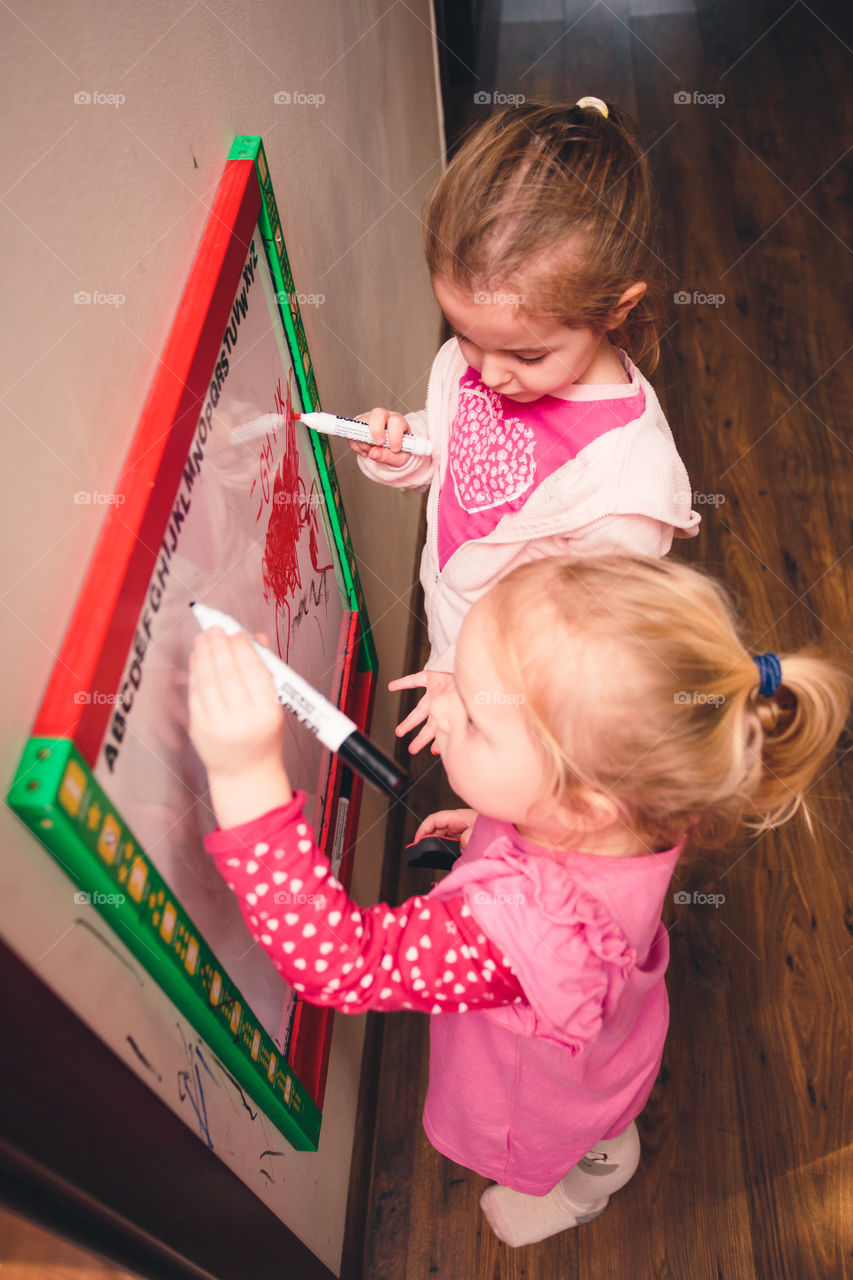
top-left (432, 337), bottom-right (466, 384)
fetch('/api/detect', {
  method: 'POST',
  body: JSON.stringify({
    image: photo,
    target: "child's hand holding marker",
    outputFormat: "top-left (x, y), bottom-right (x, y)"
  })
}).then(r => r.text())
top-left (188, 628), bottom-right (292, 830)
top-left (350, 407), bottom-right (419, 468)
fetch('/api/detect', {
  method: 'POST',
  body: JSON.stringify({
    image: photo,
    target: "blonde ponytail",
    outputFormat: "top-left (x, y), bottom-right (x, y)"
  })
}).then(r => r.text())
top-left (739, 651), bottom-right (852, 836)
top-left (485, 557), bottom-right (851, 852)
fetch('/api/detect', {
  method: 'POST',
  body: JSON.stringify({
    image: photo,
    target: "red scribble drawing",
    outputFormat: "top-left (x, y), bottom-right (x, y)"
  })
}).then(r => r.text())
top-left (262, 374), bottom-right (333, 661)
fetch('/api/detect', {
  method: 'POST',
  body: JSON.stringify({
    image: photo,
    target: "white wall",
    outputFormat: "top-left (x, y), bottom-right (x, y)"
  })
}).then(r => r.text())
top-left (0, 2), bottom-right (443, 1273)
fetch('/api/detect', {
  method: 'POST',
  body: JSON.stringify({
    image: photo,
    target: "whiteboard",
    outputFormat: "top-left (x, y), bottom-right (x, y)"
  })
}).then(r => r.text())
top-left (94, 237), bottom-right (347, 1044)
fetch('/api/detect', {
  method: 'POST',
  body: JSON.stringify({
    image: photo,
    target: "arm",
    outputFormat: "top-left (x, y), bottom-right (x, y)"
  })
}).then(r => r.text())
top-left (187, 630), bottom-right (522, 1013)
top-left (204, 799), bottom-right (523, 1015)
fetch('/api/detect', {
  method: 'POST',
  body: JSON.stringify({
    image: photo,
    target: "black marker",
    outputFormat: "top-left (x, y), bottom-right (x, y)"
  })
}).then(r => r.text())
top-left (190, 603), bottom-right (410, 799)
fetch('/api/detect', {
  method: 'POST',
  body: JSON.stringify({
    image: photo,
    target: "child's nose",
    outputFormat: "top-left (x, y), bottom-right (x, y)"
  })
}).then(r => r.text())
top-left (479, 354), bottom-right (510, 388)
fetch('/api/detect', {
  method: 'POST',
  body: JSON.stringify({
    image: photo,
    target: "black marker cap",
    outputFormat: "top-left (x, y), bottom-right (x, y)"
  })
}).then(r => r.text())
top-left (338, 731), bottom-right (410, 799)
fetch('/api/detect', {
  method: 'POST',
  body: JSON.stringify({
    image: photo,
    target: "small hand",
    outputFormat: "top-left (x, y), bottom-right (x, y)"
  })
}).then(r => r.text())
top-left (413, 808), bottom-right (478, 851)
top-left (388, 669), bottom-right (456, 755)
top-left (349, 407), bottom-right (414, 469)
top-left (188, 628), bottom-right (292, 827)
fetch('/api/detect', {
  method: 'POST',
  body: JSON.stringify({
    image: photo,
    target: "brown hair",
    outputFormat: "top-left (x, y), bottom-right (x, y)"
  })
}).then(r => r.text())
top-left (424, 100), bottom-right (666, 372)
top-left (483, 556), bottom-right (851, 851)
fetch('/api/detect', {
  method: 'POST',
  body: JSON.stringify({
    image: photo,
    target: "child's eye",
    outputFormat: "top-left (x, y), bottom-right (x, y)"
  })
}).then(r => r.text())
top-left (514, 352), bottom-right (547, 365)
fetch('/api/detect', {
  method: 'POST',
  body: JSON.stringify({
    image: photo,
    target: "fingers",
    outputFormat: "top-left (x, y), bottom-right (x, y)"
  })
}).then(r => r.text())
top-left (413, 809), bottom-right (477, 842)
top-left (406, 717), bottom-right (437, 755)
top-left (413, 814), bottom-right (438, 842)
top-left (394, 691), bottom-right (431, 738)
top-left (388, 672), bottom-right (430, 693)
top-left (190, 629), bottom-right (274, 714)
top-left (350, 409), bottom-right (413, 469)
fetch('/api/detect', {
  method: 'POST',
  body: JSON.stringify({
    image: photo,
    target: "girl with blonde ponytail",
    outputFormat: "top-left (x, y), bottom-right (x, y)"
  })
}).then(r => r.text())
top-left (188, 554), bottom-right (849, 1248)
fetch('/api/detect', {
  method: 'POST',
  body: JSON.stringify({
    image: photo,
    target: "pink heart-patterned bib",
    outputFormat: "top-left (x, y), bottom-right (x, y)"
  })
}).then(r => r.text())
top-left (450, 382), bottom-right (537, 513)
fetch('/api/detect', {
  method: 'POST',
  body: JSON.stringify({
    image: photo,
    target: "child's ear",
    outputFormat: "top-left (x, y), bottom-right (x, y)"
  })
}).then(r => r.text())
top-left (557, 787), bottom-right (620, 834)
top-left (606, 281), bottom-right (647, 329)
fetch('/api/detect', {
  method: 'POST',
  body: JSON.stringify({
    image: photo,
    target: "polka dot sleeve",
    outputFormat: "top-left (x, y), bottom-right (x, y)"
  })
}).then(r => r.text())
top-left (204, 792), bottom-right (523, 1015)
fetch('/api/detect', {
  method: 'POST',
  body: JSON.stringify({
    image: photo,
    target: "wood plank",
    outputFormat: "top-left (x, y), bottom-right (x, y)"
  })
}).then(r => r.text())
top-left (352, 3), bottom-right (853, 1277)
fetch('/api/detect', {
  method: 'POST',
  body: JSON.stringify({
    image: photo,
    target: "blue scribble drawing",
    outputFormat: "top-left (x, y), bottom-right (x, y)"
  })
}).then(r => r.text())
top-left (176, 1027), bottom-right (213, 1149)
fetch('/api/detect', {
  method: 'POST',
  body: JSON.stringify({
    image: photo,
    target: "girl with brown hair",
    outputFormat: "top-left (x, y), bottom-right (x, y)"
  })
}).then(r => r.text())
top-left (351, 99), bottom-right (700, 751)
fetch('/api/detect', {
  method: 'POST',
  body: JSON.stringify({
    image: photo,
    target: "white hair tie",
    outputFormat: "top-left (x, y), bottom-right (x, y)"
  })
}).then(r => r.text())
top-left (576, 96), bottom-right (609, 118)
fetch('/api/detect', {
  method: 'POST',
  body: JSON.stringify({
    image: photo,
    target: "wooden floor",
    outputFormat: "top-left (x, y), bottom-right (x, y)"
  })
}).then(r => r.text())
top-left (0, 1202), bottom-right (142, 1279)
top-left (343, 2), bottom-right (853, 1278)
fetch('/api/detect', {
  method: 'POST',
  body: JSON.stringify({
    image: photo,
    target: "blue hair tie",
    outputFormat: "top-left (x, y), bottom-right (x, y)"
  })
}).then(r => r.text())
top-left (753, 652), bottom-right (782, 698)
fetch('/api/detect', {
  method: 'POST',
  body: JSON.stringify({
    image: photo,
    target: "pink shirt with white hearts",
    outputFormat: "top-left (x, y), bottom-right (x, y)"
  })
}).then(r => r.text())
top-left (437, 366), bottom-right (645, 569)
top-left (204, 791), bottom-right (523, 1014)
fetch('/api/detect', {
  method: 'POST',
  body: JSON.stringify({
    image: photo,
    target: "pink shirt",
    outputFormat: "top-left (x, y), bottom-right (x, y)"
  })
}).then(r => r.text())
top-left (423, 816), bottom-right (681, 1193)
top-left (206, 794), bottom-right (682, 1194)
top-left (437, 366), bottom-right (645, 569)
